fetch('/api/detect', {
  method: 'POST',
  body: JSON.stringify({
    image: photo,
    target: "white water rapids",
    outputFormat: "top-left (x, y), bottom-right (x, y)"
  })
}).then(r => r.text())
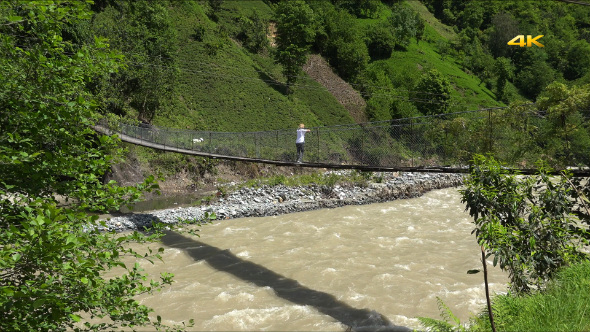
top-left (115, 187), bottom-right (507, 331)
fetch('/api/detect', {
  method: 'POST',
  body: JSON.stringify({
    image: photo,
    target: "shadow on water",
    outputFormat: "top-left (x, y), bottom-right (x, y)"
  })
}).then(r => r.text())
top-left (161, 231), bottom-right (413, 332)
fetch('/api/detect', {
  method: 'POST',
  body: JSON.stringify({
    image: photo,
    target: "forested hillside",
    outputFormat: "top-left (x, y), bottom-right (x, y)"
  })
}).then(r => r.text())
top-left (69, 0), bottom-right (590, 184)
top-left (82, 0), bottom-right (590, 129)
top-left (422, 0), bottom-right (590, 98)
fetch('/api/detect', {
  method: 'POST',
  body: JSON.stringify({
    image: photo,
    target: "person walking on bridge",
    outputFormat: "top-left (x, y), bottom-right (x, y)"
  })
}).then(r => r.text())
top-left (296, 123), bottom-right (311, 163)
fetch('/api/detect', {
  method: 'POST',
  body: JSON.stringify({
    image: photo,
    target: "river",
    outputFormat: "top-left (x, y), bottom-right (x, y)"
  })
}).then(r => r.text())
top-left (119, 187), bottom-right (507, 331)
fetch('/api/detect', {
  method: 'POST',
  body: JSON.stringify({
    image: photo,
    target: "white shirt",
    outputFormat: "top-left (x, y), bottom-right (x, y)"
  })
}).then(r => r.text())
top-left (296, 128), bottom-right (308, 143)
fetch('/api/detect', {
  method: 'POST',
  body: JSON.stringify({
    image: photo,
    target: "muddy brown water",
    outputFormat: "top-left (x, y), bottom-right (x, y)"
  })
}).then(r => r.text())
top-left (114, 188), bottom-right (507, 331)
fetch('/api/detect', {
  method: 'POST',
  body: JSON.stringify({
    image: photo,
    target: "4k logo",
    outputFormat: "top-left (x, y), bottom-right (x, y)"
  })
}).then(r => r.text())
top-left (507, 35), bottom-right (544, 47)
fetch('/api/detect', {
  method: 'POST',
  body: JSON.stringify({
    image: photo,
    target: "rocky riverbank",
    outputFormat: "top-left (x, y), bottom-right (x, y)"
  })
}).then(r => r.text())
top-left (99, 171), bottom-right (464, 232)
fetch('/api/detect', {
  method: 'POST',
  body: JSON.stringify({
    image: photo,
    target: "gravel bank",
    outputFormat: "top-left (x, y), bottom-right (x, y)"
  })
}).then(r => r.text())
top-left (99, 171), bottom-right (464, 232)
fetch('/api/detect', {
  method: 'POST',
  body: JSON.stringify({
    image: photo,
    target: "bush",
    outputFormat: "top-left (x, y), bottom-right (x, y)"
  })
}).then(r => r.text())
top-left (461, 155), bottom-right (589, 293)
top-left (476, 261), bottom-right (590, 332)
top-left (365, 23), bottom-right (395, 60)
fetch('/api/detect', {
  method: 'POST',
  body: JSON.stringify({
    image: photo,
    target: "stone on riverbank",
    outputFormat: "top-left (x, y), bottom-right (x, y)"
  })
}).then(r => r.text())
top-left (99, 172), bottom-right (464, 232)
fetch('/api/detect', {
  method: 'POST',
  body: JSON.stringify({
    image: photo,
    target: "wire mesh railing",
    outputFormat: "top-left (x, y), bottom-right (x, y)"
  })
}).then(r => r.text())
top-left (98, 104), bottom-right (590, 169)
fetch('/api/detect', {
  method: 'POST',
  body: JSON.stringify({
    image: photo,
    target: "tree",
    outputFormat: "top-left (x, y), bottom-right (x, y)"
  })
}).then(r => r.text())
top-left (389, 4), bottom-right (419, 49)
top-left (461, 155), bottom-right (589, 293)
top-left (536, 82), bottom-right (590, 165)
top-left (362, 67), bottom-right (395, 121)
top-left (459, 2), bottom-right (484, 30)
top-left (332, 39), bottom-right (369, 82)
top-left (313, 5), bottom-right (368, 82)
top-left (209, 0), bottom-right (223, 13)
top-left (365, 23), bottom-right (395, 60)
top-left (89, 1), bottom-right (177, 122)
top-left (237, 12), bottom-right (269, 54)
top-left (207, 0), bottom-right (223, 21)
top-left (414, 12), bottom-right (425, 43)
top-left (0, 1), bottom-right (196, 330)
top-left (564, 40), bottom-right (590, 80)
top-left (335, 0), bottom-right (380, 18)
top-left (274, 0), bottom-right (316, 93)
top-left (436, 40), bottom-right (451, 61)
top-left (515, 60), bottom-right (556, 100)
top-left (494, 57), bottom-right (513, 102)
top-left (413, 69), bottom-right (453, 115)
top-left (487, 12), bottom-right (520, 59)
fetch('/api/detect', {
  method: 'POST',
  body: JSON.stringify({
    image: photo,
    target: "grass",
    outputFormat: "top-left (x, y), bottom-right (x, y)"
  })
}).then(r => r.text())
top-left (157, 0), bottom-right (353, 132)
top-left (235, 169), bottom-right (376, 189)
top-left (377, 25), bottom-right (502, 111)
top-left (419, 260), bottom-right (590, 332)
top-left (482, 260), bottom-right (590, 332)
top-left (405, 0), bottom-right (457, 40)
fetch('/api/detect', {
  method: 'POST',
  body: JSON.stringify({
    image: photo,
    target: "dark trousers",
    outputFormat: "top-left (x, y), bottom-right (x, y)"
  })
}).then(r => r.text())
top-left (296, 143), bottom-right (304, 162)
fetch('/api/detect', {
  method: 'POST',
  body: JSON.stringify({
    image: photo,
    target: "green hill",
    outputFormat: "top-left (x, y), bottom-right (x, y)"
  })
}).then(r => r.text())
top-left (84, 0), bottom-right (590, 186)
top-left (90, 0), bottom-right (590, 130)
top-left (157, 0), bottom-right (355, 131)
top-left (113, 0), bottom-right (503, 131)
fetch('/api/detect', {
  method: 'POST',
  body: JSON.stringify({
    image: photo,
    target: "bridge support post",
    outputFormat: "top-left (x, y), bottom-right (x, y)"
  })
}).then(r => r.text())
top-left (255, 133), bottom-right (259, 159)
top-left (316, 128), bottom-right (320, 163)
top-left (488, 109), bottom-right (493, 153)
top-left (410, 118), bottom-right (414, 167)
top-left (361, 130), bottom-right (365, 165)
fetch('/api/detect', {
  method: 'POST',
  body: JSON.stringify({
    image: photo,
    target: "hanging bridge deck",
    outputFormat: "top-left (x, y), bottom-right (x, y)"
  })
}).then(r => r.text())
top-left (92, 124), bottom-right (590, 176)
top-left (93, 125), bottom-right (467, 173)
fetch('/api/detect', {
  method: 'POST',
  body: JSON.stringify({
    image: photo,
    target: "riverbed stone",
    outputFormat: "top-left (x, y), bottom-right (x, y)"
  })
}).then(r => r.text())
top-left (99, 171), bottom-right (464, 231)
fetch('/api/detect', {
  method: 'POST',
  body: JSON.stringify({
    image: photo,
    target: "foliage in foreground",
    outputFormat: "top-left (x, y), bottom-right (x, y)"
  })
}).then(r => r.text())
top-left (483, 260), bottom-right (590, 332)
top-left (417, 297), bottom-right (469, 332)
top-left (420, 155), bottom-right (590, 332)
top-left (461, 155), bottom-right (589, 293)
top-left (0, 1), bottom-right (199, 330)
top-left (419, 261), bottom-right (590, 332)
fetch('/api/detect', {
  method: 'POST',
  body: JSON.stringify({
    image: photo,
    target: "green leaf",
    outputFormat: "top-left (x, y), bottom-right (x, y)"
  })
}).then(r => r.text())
top-left (12, 253), bottom-right (21, 262)
top-left (69, 314), bottom-right (81, 323)
top-left (33, 298), bottom-right (45, 309)
top-left (33, 215), bottom-right (45, 226)
top-left (65, 234), bottom-right (77, 245)
top-left (80, 277), bottom-right (89, 285)
top-left (467, 269), bottom-right (481, 274)
top-left (2, 287), bottom-right (15, 296)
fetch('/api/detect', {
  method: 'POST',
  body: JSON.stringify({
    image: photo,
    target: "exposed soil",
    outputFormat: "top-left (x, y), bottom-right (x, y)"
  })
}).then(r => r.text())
top-left (107, 156), bottom-right (321, 198)
top-left (267, 22), bottom-right (277, 47)
top-left (303, 54), bottom-right (367, 123)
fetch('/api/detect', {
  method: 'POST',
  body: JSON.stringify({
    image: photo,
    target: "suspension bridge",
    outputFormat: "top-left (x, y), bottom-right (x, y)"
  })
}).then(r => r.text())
top-left (94, 106), bottom-right (590, 176)
top-left (93, 122), bottom-right (461, 173)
